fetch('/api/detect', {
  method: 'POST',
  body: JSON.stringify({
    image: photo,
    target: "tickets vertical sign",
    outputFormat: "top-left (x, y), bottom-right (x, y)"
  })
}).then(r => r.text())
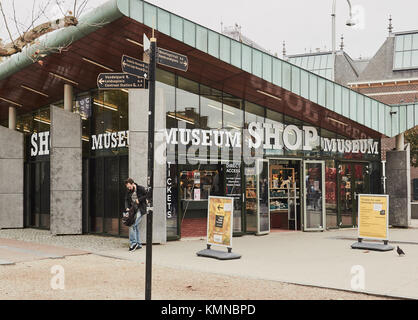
top-left (207, 196), bottom-right (234, 248)
top-left (358, 194), bottom-right (389, 240)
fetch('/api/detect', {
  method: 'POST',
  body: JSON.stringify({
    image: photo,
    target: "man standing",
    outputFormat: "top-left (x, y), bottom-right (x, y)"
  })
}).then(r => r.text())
top-left (125, 178), bottom-right (148, 252)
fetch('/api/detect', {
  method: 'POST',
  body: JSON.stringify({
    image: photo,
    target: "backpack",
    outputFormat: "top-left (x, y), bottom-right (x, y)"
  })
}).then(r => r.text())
top-left (122, 203), bottom-right (138, 227)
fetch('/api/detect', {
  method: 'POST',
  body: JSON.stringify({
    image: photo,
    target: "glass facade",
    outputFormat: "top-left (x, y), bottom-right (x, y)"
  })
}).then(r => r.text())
top-left (394, 33), bottom-right (418, 70)
top-left (6, 66), bottom-right (382, 238)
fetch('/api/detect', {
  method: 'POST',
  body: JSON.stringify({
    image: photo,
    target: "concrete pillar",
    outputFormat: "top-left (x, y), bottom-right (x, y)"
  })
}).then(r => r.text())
top-left (50, 106), bottom-right (82, 235)
top-left (64, 84), bottom-right (73, 112)
top-left (0, 126), bottom-right (24, 228)
top-left (8, 106), bottom-right (16, 130)
top-left (129, 87), bottom-right (166, 244)
top-left (396, 133), bottom-right (404, 151)
top-left (386, 147), bottom-right (411, 227)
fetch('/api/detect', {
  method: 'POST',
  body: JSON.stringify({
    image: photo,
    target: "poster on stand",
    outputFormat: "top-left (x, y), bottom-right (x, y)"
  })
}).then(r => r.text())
top-left (207, 196), bottom-right (234, 248)
top-left (358, 194), bottom-right (389, 240)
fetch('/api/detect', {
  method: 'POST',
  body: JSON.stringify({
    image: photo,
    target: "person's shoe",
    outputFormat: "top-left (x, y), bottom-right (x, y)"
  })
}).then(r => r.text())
top-left (131, 243), bottom-right (140, 252)
top-left (129, 244), bottom-right (135, 252)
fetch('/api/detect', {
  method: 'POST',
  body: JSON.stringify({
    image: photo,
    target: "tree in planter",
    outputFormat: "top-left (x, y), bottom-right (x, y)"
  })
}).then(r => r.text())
top-left (0, 0), bottom-right (92, 60)
top-left (405, 126), bottom-right (418, 167)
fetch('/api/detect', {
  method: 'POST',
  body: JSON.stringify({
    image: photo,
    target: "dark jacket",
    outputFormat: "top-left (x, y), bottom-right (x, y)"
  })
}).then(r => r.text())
top-left (125, 183), bottom-right (148, 216)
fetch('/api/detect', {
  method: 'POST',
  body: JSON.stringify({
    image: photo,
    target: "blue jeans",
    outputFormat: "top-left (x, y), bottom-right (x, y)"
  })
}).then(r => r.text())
top-left (129, 212), bottom-right (142, 247)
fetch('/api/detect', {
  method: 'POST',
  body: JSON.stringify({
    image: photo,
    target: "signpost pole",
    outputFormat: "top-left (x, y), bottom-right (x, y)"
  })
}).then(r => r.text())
top-left (145, 36), bottom-right (156, 301)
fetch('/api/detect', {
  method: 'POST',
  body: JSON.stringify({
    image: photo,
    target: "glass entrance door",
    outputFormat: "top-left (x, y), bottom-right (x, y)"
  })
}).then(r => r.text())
top-left (303, 161), bottom-right (325, 231)
top-left (257, 159), bottom-right (270, 235)
top-left (338, 162), bottom-right (370, 227)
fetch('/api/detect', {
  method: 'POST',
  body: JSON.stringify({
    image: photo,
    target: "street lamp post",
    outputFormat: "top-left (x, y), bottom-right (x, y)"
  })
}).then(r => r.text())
top-left (331, 0), bottom-right (356, 80)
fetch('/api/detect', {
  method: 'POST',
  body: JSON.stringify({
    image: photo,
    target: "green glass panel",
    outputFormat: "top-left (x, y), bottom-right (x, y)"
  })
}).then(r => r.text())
top-left (157, 9), bottom-right (170, 35)
top-left (364, 97), bottom-right (372, 128)
top-left (219, 35), bottom-right (231, 63)
top-left (371, 101), bottom-right (378, 131)
top-left (291, 66), bottom-right (300, 95)
top-left (144, 3), bottom-right (157, 28)
top-left (242, 45), bottom-right (252, 73)
top-left (252, 50), bottom-right (262, 78)
top-left (385, 106), bottom-right (391, 137)
top-left (413, 34), bottom-right (418, 50)
top-left (208, 31), bottom-right (219, 58)
top-left (326, 80), bottom-right (334, 110)
top-left (415, 104), bottom-right (418, 127)
top-left (342, 87), bottom-right (349, 117)
top-left (349, 91), bottom-right (357, 121)
top-left (333, 84), bottom-right (342, 114)
top-left (184, 20), bottom-right (196, 47)
top-left (378, 103), bottom-right (385, 133)
top-left (170, 15), bottom-right (183, 41)
top-left (399, 105), bottom-right (407, 133)
top-left (407, 104), bottom-right (415, 129)
top-left (391, 106), bottom-right (399, 136)
top-left (309, 73), bottom-right (317, 103)
top-left (395, 35), bottom-right (404, 51)
top-left (300, 70), bottom-right (309, 99)
top-left (404, 34), bottom-right (413, 51)
top-left (272, 59), bottom-right (282, 86)
top-left (231, 40), bottom-right (241, 68)
top-left (357, 95), bottom-right (364, 124)
top-left (394, 51), bottom-right (403, 69)
top-left (129, 0), bottom-right (143, 22)
top-left (412, 51), bottom-right (418, 68)
top-left (262, 54), bottom-right (272, 82)
top-left (317, 77), bottom-right (325, 106)
top-left (196, 26), bottom-right (208, 53)
top-left (282, 62), bottom-right (291, 91)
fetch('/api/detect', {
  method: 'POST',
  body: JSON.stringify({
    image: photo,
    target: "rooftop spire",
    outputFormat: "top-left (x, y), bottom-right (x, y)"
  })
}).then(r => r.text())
top-left (282, 41), bottom-right (286, 58)
top-left (388, 15), bottom-right (393, 35)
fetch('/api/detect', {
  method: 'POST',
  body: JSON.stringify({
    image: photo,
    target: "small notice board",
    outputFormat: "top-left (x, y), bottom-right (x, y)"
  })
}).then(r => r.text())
top-left (207, 196), bottom-right (234, 248)
top-left (358, 194), bottom-right (389, 241)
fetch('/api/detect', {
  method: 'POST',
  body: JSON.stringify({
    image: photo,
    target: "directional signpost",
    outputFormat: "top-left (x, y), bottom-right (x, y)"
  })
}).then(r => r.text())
top-left (141, 32), bottom-right (188, 301)
top-left (157, 47), bottom-right (189, 72)
top-left (97, 73), bottom-right (147, 90)
top-left (121, 54), bottom-right (149, 79)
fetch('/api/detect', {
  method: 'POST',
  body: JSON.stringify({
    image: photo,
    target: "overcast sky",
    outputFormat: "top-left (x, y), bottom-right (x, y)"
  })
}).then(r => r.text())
top-left (1, 0), bottom-right (418, 60)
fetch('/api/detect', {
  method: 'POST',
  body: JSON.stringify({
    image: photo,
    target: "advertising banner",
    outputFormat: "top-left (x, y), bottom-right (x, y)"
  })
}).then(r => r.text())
top-left (207, 196), bottom-right (234, 248)
top-left (358, 194), bottom-right (389, 240)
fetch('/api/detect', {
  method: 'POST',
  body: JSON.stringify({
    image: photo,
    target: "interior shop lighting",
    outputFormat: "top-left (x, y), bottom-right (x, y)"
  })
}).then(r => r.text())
top-left (21, 85), bottom-right (49, 98)
top-left (49, 72), bottom-right (79, 86)
top-left (82, 136), bottom-right (90, 142)
top-left (126, 38), bottom-right (143, 47)
top-left (0, 96), bottom-right (23, 107)
top-left (93, 99), bottom-right (118, 112)
top-left (82, 57), bottom-right (114, 72)
top-left (167, 113), bottom-right (195, 125)
top-left (328, 117), bottom-right (348, 127)
top-left (34, 116), bottom-right (51, 125)
top-left (256, 90), bottom-right (282, 101)
top-left (207, 104), bottom-right (235, 115)
top-left (121, 89), bottom-right (129, 94)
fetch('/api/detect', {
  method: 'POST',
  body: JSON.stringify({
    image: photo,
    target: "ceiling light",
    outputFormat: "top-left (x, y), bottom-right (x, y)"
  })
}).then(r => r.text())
top-left (167, 113), bottom-right (195, 125)
top-left (0, 96), bottom-right (23, 107)
top-left (328, 117), bottom-right (348, 127)
top-left (49, 72), bottom-right (79, 86)
top-left (93, 99), bottom-right (118, 112)
top-left (82, 57), bottom-right (114, 72)
top-left (21, 85), bottom-right (49, 98)
top-left (126, 38), bottom-right (143, 47)
top-left (257, 90), bottom-right (282, 101)
top-left (34, 116), bottom-right (51, 125)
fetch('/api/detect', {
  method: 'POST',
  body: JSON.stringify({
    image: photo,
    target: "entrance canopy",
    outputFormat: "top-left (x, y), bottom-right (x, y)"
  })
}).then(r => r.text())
top-left (0, 0), bottom-right (416, 139)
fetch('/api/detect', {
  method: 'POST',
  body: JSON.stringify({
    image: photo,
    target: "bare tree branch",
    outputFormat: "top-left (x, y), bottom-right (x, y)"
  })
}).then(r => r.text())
top-left (0, 1), bottom-right (16, 47)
